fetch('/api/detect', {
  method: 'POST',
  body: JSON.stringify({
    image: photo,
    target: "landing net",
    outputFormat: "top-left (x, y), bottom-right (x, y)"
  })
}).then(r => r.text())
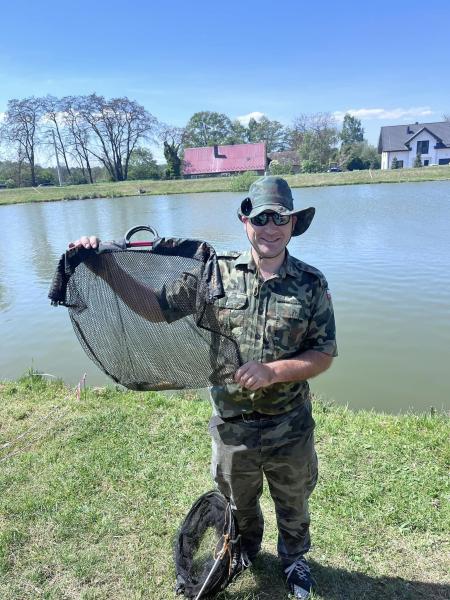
top-left (49, 229), bottom-right (241, 390)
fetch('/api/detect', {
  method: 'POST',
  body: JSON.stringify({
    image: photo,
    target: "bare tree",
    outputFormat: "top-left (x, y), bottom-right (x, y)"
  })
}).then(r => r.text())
top-left (289, 113), bottom-right (338, 149)
top-left (443, 114), bottom-right (450, 122)
top-left (41, 95), bottom-right (72, 175)
top-left (1, 97), bottom-right (43, 186)
top-left (61, 96), bottom-right (95, 183)
top-left (289, 113), bottom-right (339, 171)
top-left (78, 94), bottom-right (158, 181)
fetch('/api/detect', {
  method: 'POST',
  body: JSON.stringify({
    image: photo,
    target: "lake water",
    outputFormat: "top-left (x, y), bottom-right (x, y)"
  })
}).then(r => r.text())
top-left (1, 181), bottom-right (449, 413)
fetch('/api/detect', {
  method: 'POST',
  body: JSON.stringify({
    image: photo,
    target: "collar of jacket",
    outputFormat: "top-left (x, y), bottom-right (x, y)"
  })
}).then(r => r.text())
top-left (233, 249), bottom-right (297, 279)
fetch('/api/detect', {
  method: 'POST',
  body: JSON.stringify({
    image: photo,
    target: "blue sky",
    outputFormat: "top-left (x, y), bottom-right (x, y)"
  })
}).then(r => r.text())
top-left (1, 0), bottom-right (448, 160)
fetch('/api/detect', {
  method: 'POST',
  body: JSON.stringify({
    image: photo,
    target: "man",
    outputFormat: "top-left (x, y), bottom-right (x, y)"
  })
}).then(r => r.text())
top-left (207, 176), bottom-right (337, 599)
top-left (70, 176), bottom-right (337, 599)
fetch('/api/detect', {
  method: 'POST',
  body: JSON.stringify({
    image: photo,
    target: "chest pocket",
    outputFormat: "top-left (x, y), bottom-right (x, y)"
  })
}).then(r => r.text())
top-left (216, 292), bottom-right (248, 334)
top-left (267, 295), bottom-right (309, 357)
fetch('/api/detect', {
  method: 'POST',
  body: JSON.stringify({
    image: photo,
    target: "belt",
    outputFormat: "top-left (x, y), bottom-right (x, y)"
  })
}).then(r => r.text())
top-left (223, 411), bottom-right (275, 423)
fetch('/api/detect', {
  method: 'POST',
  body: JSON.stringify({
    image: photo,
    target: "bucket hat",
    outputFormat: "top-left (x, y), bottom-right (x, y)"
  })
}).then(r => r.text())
top-left (237, 176), bottom-right (315, 236)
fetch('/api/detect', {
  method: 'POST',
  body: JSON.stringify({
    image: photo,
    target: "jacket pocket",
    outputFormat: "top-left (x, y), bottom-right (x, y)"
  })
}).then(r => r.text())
top-left (267, 294), bottom-right (309, 357)
top-left (216, 292), bottom-right (248, 330)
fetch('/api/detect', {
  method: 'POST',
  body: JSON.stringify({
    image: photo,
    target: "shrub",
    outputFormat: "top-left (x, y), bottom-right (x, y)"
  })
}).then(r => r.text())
top-left (229, 171), bottom-right (259, 192)
top-left (301, 159), bottom-right (322, 173)
top-left (269, 160), bottom-right (293, 176)
top-left (414, 154), bottom-right (422, 168)
top-left (391, 156), bottom-right (399, 169)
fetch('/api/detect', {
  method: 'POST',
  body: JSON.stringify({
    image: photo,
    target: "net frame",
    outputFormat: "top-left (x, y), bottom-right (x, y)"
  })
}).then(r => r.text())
top-left (174, 490), bottom-right (244, 599)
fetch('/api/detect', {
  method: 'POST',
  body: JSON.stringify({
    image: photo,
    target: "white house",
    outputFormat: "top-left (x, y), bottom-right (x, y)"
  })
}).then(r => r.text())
top-left (378, 121), bottom-right (450, 169)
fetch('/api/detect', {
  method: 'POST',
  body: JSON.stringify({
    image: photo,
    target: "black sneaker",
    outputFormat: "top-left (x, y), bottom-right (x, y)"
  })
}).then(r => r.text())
top-left (284, 556), bottom-right (311, 599)
top-left (229, 549), bottom-right (252, 581)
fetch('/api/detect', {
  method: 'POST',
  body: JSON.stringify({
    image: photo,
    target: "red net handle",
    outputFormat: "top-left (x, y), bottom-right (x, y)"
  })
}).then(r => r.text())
top-left (125, 225), bottom-right (159, 248)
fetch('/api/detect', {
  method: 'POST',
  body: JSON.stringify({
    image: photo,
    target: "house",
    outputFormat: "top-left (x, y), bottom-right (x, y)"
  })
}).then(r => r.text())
top-left (267, 150), bottom-right (301, 173)
top-left (183, 142), bottom-right (267, 177)
top-left (378, 121), bottom-right (450, 169)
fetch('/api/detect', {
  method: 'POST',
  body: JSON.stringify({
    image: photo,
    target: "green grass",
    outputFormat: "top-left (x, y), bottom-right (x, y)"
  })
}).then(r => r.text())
top-left (1, 165), bottom-right (450, 205)
top-left (0, 374), bottom-right (449, 599)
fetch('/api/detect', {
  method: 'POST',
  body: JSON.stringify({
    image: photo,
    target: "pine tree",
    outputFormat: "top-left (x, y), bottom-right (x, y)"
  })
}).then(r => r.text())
top-left (414, 153), bottom-right (422, 168)
top-left (391, 156), bottom-right (399, 169)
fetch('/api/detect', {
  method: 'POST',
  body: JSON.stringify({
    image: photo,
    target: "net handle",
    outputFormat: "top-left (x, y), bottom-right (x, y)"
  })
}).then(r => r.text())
top-left (124, 225), bottom-right (159, 248)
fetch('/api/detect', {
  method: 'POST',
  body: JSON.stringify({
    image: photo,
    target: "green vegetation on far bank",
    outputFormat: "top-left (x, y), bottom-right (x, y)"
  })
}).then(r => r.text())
top-left (0, 374), bottom-right (448, 599)
top-left (1, 165), bottom-right (450, 206)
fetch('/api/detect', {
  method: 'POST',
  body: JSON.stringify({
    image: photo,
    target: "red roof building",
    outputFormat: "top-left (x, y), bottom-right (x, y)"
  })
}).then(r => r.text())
top-left (183, 142), bottom-right (267, 177)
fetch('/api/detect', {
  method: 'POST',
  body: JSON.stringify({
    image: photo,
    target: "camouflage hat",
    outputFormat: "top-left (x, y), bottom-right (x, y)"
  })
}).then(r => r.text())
top-left (237, 176), bottom-right (315, 236)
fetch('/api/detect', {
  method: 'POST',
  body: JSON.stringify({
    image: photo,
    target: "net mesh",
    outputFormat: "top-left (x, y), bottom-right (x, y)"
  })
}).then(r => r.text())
top-left (175, 490), bottom-right (242, 599)
top-left (49, 236), bottom-right (241, 390)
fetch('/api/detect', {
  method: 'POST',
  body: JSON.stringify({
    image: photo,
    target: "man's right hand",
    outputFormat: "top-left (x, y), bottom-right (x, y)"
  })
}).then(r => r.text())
top-left (68, 236), bottom-right (101, 250)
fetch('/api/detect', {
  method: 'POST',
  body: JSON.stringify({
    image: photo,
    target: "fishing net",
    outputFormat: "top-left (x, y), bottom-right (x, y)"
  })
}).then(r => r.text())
top-left (48, 226), bottom-right (241, 390)
top-left (175, 490), bottom-right (246, 599)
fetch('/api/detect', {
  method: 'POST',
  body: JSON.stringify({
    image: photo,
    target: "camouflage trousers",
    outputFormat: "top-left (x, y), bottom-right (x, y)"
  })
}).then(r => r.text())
top-left (209, 401), bottom-right (318, 565)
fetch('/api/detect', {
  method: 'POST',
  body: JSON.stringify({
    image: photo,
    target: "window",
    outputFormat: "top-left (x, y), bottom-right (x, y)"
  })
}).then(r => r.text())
top-left (417, 140), bottom-right (429, 154)
top-left (423, 159), bottom-right (429, 166)
top-left (439, 158), bottom-right (450, 165)
top-left (397, 161), bottom-right (404, 168)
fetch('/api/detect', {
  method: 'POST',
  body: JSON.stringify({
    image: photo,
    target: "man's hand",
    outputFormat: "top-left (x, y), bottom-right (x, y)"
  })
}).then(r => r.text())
top-left (234, 361), bottom-right (275, 390)
top-left (68, 236), bottom-right (100, 250)
top-left (234, 351), bottom-right (333, 391)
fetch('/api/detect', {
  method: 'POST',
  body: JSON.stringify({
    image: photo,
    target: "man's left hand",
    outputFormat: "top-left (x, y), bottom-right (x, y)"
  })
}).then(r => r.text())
top-left (234, 361), bottom-right (275, 390)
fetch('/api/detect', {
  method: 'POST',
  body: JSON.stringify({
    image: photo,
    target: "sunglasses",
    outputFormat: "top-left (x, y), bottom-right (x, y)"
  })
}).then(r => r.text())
top-left (250, 212), bottom-right (291, 226)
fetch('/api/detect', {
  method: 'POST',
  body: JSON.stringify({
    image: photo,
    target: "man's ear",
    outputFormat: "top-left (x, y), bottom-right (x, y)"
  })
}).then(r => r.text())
top-left (292, 215), bottom-right (297, 231)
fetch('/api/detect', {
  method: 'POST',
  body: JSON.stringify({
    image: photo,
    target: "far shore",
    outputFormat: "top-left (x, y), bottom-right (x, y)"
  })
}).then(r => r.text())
top-left (1, 165), bottom-right (450, 206)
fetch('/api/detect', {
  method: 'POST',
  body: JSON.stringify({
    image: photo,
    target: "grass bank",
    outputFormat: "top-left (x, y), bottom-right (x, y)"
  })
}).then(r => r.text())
top-left (0, 374), bottom-right (448, 599)
top-left (1, 165), bottom-right (450, 206)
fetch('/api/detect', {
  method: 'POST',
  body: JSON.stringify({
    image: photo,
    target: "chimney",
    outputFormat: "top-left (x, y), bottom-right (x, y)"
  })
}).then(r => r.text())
top-left (213, 145), bottom-right (219, 157)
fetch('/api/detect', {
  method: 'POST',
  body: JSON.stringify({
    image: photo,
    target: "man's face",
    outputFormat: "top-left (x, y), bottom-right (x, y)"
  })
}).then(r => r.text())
top-left (242, 212), bottom-right (297, 259)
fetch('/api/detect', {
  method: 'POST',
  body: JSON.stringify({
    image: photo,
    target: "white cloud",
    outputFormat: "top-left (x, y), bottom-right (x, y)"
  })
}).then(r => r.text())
top-left (333, 107), bottom-right (434, 122)
top-left (236, 111), bottom-right (265, 126)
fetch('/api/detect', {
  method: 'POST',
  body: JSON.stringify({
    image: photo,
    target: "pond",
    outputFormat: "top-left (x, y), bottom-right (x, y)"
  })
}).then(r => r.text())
top-left (1, 180), bottom-right (449, 413)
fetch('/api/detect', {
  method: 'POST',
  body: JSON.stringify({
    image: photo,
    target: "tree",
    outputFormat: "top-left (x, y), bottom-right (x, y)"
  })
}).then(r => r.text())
top-left (41, 95), bottom-right (72, 176)
top-left (159, 124), bottom-right (184, 178)
top-left (340, 113), bottom-right (364, 146)
top-left (61, 96), bottom-right (95, 183)
top-left (391, 156), bottom-right (399, 169)
top-left (296, 129), bottom-right (339, 171)
top-left (229, 120), bottom-right (247, 145)
top-left (301, 159), bottom-right (322, 173)
top-left (183, 111), bottom-right (234, 147)
top-left (340, 142), bottom-right (381, 170)
top-left (414, 153), bottom-right (422, 168)
top-left (35, 166), bottom-right (57, 185)
top-left (127, 147), bottom-right (160, 180)
top-left (0, 97), bottom-right (44, 186)
top-left (290, 113), bottom-right (339, 171)
top-left (77, 94), bottom-right (158, 181)
top-left (245, 116), bottom-right (289, 152)
top-left (0, 160), bottom-right (29, 187)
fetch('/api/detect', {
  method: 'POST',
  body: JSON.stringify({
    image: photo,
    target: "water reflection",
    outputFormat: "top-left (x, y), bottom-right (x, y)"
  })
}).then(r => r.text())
top-left (25, 203), bottom-right (60, 284)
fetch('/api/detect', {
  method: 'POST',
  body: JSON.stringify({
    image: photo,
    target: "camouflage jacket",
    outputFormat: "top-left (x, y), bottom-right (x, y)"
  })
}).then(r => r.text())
top-left (209, 249), bottom-right (337, 417)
